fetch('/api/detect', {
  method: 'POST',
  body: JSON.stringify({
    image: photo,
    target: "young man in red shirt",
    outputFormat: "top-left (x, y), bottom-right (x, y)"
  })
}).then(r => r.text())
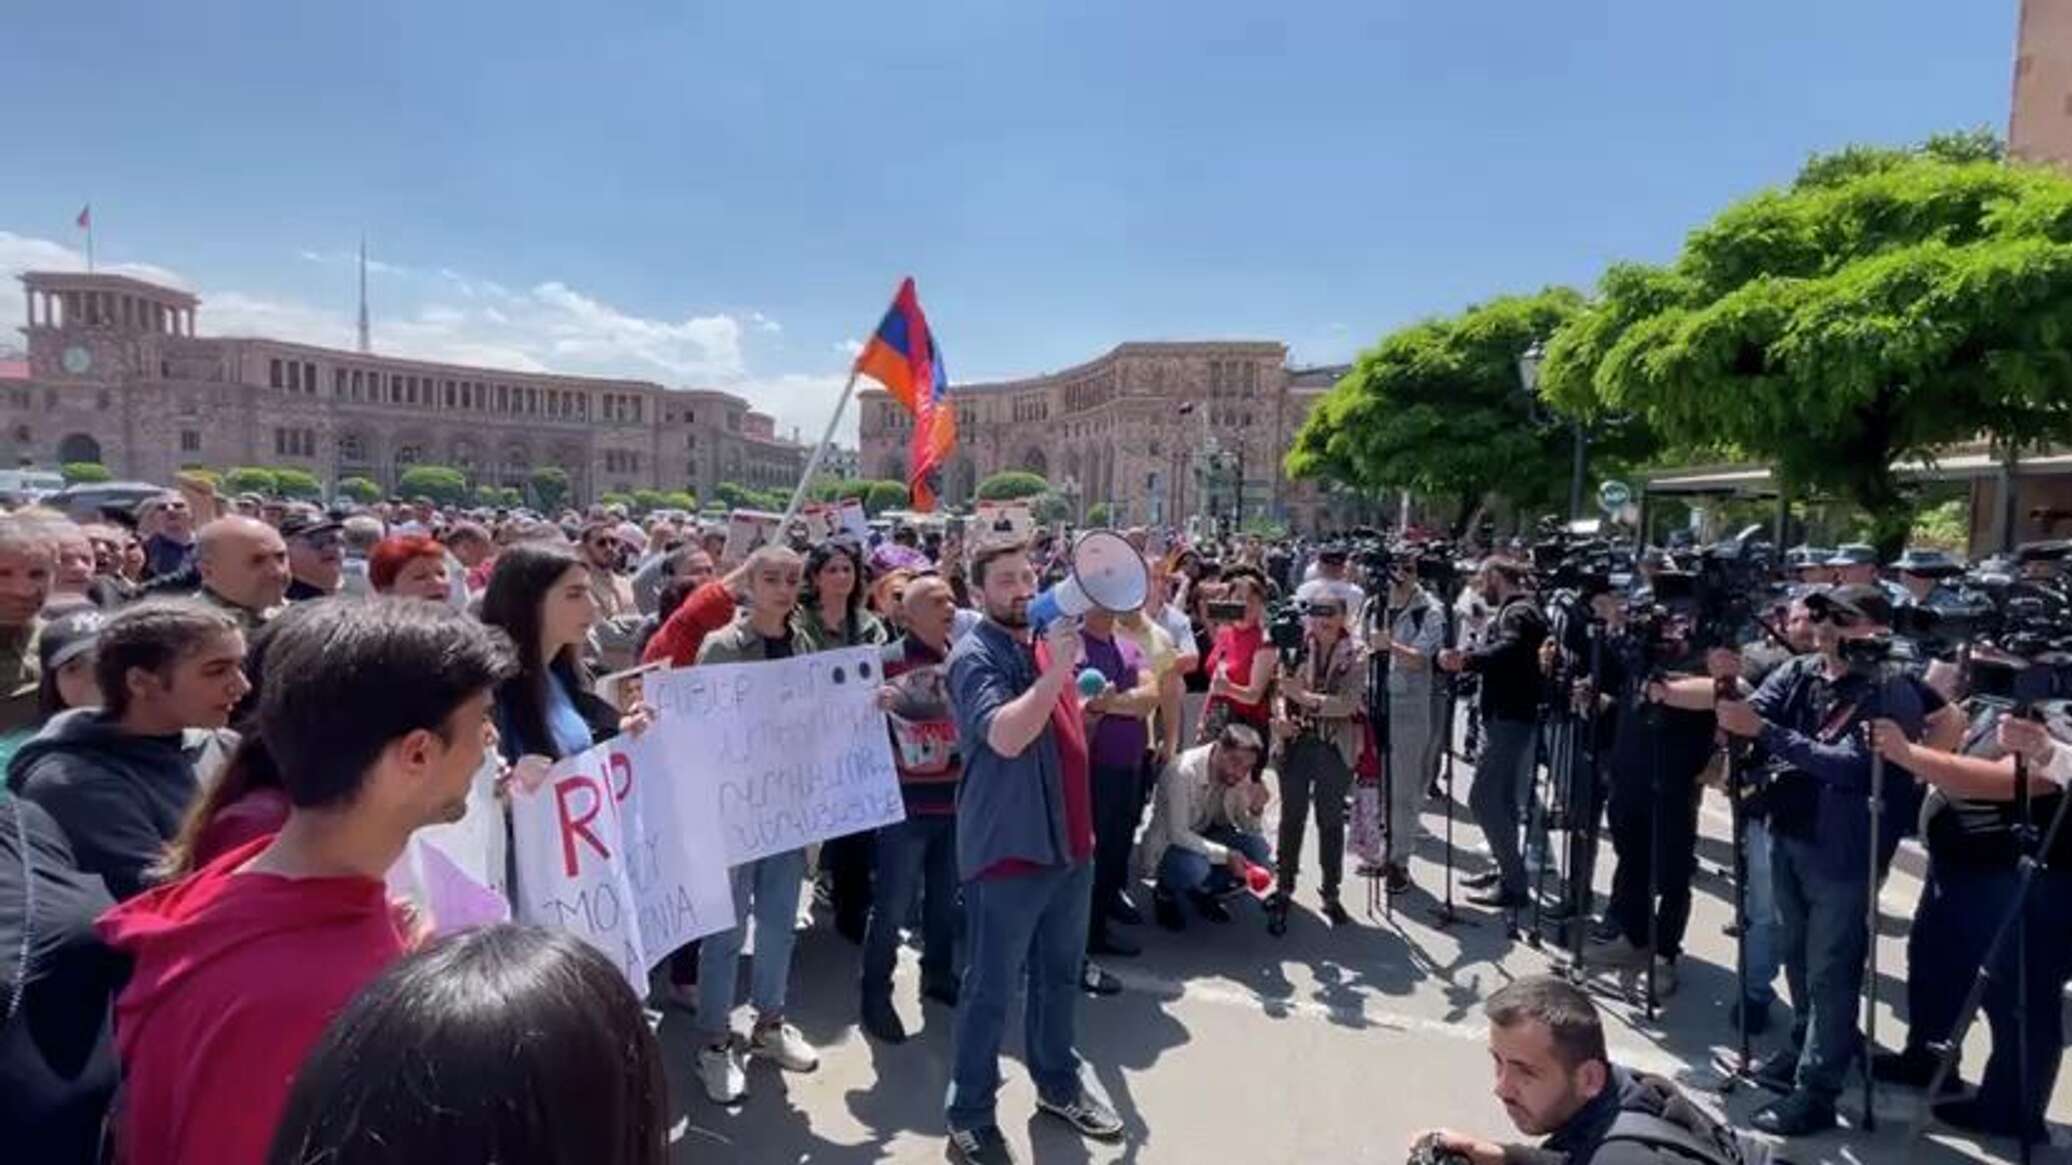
top-left (98, 598), bottom-right (514, 1165)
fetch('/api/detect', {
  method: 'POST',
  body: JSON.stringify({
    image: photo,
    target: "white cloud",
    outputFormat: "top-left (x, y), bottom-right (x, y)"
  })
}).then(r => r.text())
top-left (0, 232), bottom-right (193, 335)
top-left (296, 249), bottom-right (407, 276)
top-left (750, 311), bottom-right (781, 335)
top-left (835, 337), bottom-right (864, 357)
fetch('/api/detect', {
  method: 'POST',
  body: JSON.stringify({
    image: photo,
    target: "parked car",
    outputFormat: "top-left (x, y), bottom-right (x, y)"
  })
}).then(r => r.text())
top-left (0, 469), bottom-right (66, 508)
top-left (43, 481), bottom-right (166, 523)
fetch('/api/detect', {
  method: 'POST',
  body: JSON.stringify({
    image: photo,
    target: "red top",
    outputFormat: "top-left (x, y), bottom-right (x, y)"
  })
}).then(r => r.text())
top-left (96, 837), bottom-right (408, 1165)
top-left (979, 637), bottom-right (1094, 878)
top-left (1205, 622), bottom-right (1272, 725)
top-left (641, 578), bottom-right (738, 667)
top-left (191, 788), bottom-right (292, 869)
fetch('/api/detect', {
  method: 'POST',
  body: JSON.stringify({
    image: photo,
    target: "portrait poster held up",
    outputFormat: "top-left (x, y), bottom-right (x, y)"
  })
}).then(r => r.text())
top-left (643, 645), bottom-right (906, 865)
top-left (510, 730), bottom-right (735, 989)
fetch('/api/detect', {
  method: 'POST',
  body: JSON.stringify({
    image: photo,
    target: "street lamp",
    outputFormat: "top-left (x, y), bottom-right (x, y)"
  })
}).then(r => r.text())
top-left (1517, 338), bottom-right (1587, 522)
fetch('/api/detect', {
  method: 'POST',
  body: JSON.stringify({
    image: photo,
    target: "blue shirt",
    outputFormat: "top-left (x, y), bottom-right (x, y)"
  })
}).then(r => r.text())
top-left (544, 672), bottom-right (595, 759)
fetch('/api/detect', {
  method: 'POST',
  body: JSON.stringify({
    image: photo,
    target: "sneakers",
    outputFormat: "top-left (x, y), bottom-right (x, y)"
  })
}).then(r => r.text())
top-left (1036, 1093), bottom-right (1127, 1141)
top-left (860, 995), bottom-right (908, 1045)
top-left (947, 1124), bottom-right (1016, 1165)
top-left (1462, 869), bottom-right (1501, 891)
top-left (1080, 960), bottom-right (1122, 996)
top-left (1871, 1045), bottom-right (1950, 1089)
top-left (1750, 1090), bottom-right (1837, 1136)
top-left (1466, 887), bottom-right (1528, 909)
top-left (698, 1038), bottom-right (748, 1105)
top-left (749, 1020), bottom-right (820, 1072)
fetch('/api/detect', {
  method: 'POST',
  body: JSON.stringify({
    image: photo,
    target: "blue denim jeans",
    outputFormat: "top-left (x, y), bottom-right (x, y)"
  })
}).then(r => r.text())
top-left (946, 861), bottom-right (1092, 1132)
top-left (1743, 818), bottom-right (1780, 1007)
top-left (1157, 825), bottom-right (1270, 896)
top-left (861, 814), bottom-right (959, 1001)
top-left (698, 847), bottom-right (807, 1037)
top-left (1771, 833), bottom-right (1869, 1100)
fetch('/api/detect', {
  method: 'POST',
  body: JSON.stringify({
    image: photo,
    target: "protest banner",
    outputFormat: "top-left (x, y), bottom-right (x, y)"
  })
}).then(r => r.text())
top-left (969, 501), bottom-right (1033, 548)
top-left (510, 730), bottom-right (735, 988)
top-left (722, 508), bottom-right (784, 563)
top-left (645, 647), bottom-right (905, 865)
top-left (387, 756), bottom-right (509, 936)
top-left (836, 497), bottom-right (869, 541)
top-left (798, 502), bottom-right (833, 543)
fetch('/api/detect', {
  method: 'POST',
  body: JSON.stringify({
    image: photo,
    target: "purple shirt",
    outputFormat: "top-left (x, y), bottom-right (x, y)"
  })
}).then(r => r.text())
top-left (1082, 631), bottom-right (1147, 771)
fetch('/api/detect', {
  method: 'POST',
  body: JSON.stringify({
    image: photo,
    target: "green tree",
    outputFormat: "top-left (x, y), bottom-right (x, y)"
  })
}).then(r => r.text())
top-left (712, 481), bottom-right (756, 510)
top-left (976, 471), bottom-right (1050, 502)
top-left (271, 467), bottom-right (323, 499)
top-left (1084, 501), bottom-right (1113, 526)
top-left (599, 491), bottom-right (635, 511)
top-left (655, 490), bottom-right (698, 512)
top-left (336, 476), bottom-right (382, 505)
top-left (528, 467), bottom-right (571, 512)
top-left (497, 486), bottom-right (523, 508)
top-left (630, 488), bottom-right (669, 515)
top-left (1541, 138), bottom-right (2072, 554)
top-left (806, 477), bottom-right (847, 502)
top-left (60, 462), bottom-right (111, 484)
top-left (397, 465), bottom-right (470, 506)
top-left (471, 484), bottom-right (502, 508)
top-left (222, 466), bottom-right (280, 497)
top-left (1030, 492), bottom-right (1072, 525)
top-left (863, 480), bottom-right (910, 516)
top-left (1285, 289), bottom-right (1634, 532)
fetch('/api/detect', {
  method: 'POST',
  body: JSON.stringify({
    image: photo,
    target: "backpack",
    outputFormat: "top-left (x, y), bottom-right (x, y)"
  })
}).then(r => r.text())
top-left (1597, 1110), bottom-right (1771, 1165)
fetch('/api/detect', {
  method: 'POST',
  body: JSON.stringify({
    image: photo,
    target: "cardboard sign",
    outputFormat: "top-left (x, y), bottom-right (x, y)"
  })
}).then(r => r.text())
top-left (836, 497), bottom-right (870, 542)
top-left (386, 755), bottom-right (510, 936)
top-left (968, 501), bottom-right (1034, 549)
top-left (798, 503), bottom-right (834, 544)
top-left (721, 509), bottom-right (784, 563)
top-left (644, 647), bottom-right (905, 865)
top-left (510, 731), bottom-right (736, 988)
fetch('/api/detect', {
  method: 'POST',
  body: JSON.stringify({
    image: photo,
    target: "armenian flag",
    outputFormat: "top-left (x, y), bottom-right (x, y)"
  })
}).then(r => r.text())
top-left (853, 278), bottom-right (954, 511)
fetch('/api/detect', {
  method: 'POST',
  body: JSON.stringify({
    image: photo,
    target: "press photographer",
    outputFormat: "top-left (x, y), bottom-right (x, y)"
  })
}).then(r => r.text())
top-left (1657, 584), bottom-right (1964, 1135)
top-left (1407, 975), bottom-right (1756, 1165)
top-left (1439, 558), bottom-right (1548, 912)
top-left (1364, 551), bottom-right (1448, 894)
top-left (1863, 666), bottom-right (2072, 1143)
top-left (1266, 593), bottom-right (1366, 934)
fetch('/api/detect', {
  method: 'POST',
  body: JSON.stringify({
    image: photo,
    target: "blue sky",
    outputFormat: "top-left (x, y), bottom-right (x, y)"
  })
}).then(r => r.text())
top-left (0, 1), bottom-right (2021, 443)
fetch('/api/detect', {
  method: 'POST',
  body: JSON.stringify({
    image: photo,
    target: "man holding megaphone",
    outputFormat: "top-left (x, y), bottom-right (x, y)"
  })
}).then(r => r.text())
top-left (944, 539), bottom-right (1129, 1164)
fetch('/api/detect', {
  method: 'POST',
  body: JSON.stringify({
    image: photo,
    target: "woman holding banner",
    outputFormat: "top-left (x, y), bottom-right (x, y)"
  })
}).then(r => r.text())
top-left (794, 539), bottom-right (889, 945)
top-left (480, 543), bottom-right (633, 763)
top-left (693, 545), bottom-right (822, 1106)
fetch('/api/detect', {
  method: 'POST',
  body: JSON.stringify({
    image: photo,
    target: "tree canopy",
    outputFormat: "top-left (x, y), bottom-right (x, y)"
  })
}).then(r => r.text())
top-left (1285, 288), bottom-right (1646, 528)
top-left (862, 480), bottom-right (910, 516)
top-left (976, 471), bottom-right (1050, 502)
top-left (528, 467), bottom-right (570, 512)
top-left (221, 466), bottom-right (279, 497)
top-left (397, 465), bottom-right (470, 506)
top-left (61, 462), bottom-right (111, 484)
top-left (272, 468), bottom-right (323, 499)
top-left (1540, 139), bottom-right (2072, 552)
top-left (336, 476), bottom-right (382, 505)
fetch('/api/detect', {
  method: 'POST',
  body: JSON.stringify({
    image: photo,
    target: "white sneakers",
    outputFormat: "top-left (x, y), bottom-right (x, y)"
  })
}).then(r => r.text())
top-left (751, 1020), bottom-right (821, 1072)
top-left (699, 1021), bottom-right (820, 1105)
top-left (698, 1038), bottom-right (747, 1105)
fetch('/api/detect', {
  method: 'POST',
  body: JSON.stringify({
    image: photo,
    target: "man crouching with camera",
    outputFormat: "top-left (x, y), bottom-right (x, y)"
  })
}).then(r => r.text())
top-left (1409, 976), bottom-right (1755, 1164)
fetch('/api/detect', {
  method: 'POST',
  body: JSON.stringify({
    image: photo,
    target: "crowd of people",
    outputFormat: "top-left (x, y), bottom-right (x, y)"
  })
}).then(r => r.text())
top-left (0, 477), bottom-right (2066, 1164)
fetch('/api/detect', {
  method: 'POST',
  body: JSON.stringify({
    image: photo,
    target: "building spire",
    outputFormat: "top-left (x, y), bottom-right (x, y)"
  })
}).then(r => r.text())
top-left (356, 234), bottom-right (371, 354)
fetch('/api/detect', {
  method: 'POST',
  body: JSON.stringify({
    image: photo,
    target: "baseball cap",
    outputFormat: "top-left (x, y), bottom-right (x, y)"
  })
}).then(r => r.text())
top-left (1806, 583), bottom-right (1892, 627)
top-left (278, 510), bottom-right (344, 541)
top-left (38, 607), bottom-right (105, 672)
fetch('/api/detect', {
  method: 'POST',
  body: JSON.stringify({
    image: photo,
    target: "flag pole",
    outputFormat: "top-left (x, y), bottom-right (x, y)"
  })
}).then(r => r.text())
top-left (778, 366), bottom-right (862, 529)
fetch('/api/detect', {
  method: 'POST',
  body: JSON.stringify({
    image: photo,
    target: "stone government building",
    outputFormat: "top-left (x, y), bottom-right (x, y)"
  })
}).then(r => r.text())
top-left (860, 342), bottom-right (1348, 532)
top-left (6, 270), bottom-right (807, 503)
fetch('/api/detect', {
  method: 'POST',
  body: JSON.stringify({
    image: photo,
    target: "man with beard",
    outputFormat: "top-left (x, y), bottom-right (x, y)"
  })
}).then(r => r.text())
top-left (1412, 976), bottom-right (1752, 1164)
top-left (280, 510), bottom-right (346, 601)
top-left (944, 542), bottom-right (1123, 1164)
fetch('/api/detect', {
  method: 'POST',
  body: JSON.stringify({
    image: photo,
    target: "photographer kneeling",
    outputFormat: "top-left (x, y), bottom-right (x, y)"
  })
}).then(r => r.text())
top-left (1410, 975), bottom-right (1756, 1165)
top-left (1865, 705), bottom-right (2072, 1142)
top-left (1141, 723), bottom-right (1272, 930)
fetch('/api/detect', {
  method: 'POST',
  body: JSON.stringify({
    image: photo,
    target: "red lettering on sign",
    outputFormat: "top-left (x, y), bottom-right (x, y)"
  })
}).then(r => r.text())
top-left (608, 750), bottom-right (634, 806)
top-left (555, 774), bottom-right (610, 877)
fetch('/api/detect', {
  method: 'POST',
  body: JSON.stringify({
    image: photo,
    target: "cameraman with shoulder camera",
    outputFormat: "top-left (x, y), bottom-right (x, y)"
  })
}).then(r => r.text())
top-left (1365, 553), bottom-right (1448, 893)
top-left (1409, 975), bottom-right (1756, 1165)
top-left (1657, 584), bottom-right (1963, 1136)
top-left (1439, 558), bottom-right (1548, 911)
top-left (1863, 687), bottom-right (2072, 1141)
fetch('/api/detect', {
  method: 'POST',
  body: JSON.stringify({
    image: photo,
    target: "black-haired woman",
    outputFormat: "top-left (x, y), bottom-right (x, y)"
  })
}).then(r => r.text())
top-left (793, 539), bottom-right (888, 943)
top-left (267, 925), bottom-right (667, 1165)
top-left (480, 542), bottom-right (630, 764)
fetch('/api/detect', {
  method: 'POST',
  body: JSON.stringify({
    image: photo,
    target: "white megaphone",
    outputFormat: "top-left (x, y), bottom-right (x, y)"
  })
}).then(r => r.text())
top-left (1028, 530), bottom-right (1149, 630)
